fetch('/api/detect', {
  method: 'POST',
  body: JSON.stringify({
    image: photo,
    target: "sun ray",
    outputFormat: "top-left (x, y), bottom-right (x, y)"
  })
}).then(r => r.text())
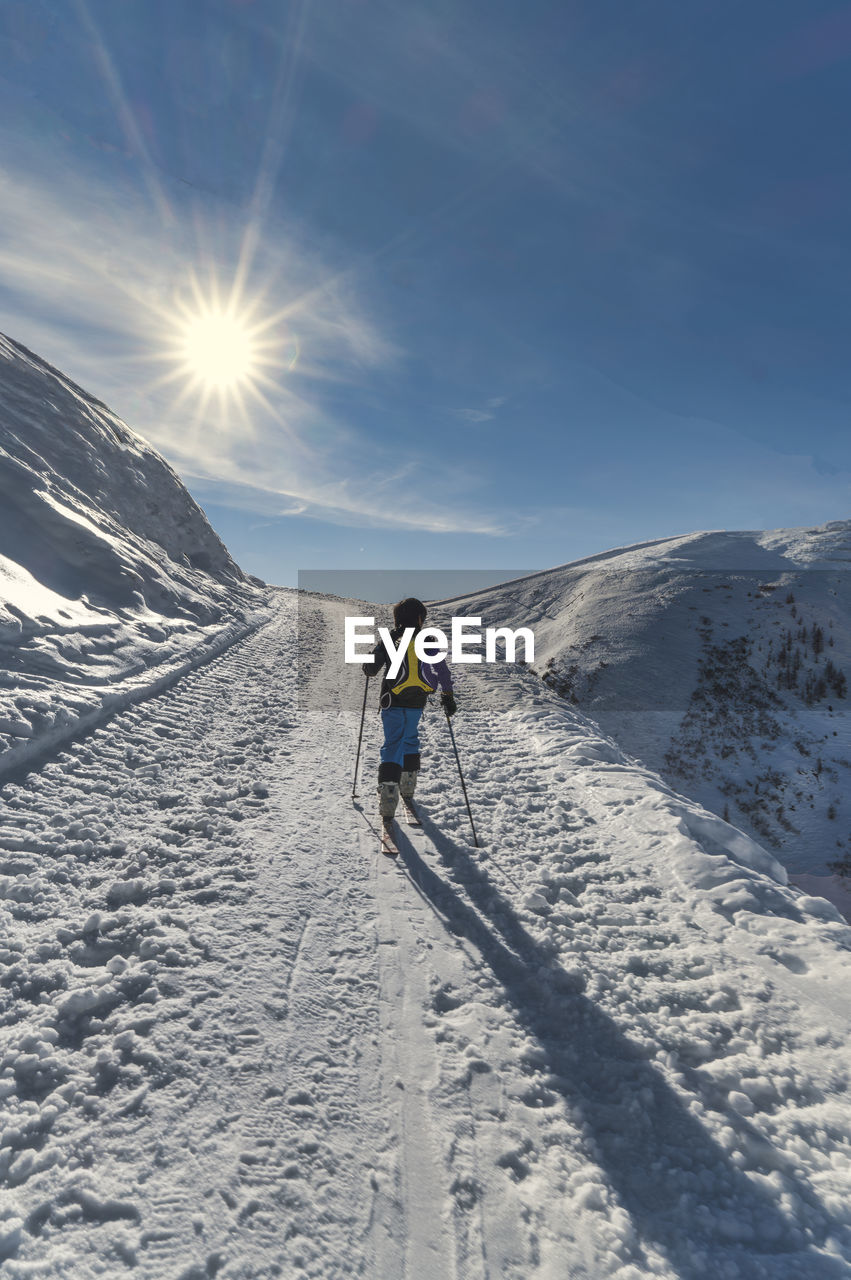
top-left (72, 0), bottom-right (174, 227)
top-left (234, 0), bottom-right (310, 298)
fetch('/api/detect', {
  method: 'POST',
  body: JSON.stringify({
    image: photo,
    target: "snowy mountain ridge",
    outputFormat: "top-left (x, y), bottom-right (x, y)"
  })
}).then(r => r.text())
top-left (435, 523), bottom-right (851, 881)
top-left (0, 332), bottom-right (268, 779)
top-left (0, 333), bottom-right (241, 581)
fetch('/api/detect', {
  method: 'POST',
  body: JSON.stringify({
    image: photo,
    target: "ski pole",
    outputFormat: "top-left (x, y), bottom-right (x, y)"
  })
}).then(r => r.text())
top-left (445, 711), bottom-right (480, 847)
top-left (352, 676), bottom-right (370, 799)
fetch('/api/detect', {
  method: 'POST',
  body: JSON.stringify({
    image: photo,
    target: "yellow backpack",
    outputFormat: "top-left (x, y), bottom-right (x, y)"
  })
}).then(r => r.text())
top-left (390, 636), bottom-right (437, 696)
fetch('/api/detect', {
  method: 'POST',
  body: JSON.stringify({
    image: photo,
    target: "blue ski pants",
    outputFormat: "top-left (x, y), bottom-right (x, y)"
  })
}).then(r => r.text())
top-left (380, 707), bottom-right (422, 769)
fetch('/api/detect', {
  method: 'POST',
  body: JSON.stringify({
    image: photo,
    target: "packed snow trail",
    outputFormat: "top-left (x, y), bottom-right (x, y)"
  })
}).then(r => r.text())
top-left (0, 593), bottom-right (850, 1277)
top-left (0, 597), bottom-right (392, 1277)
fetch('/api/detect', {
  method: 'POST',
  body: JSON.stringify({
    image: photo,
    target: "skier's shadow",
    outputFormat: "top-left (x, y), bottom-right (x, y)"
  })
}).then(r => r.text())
top-left (396, 819), bottom-right (842, 1277)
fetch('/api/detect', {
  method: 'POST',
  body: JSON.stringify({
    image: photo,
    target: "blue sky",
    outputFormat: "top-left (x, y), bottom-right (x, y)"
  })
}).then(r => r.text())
top-left (1, 0), bottom-right (849, 585)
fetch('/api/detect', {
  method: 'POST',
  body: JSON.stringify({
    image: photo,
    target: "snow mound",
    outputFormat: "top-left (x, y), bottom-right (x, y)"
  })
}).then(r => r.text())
top-left (435, 524), bottom-right (851, 878)
top-left (0, 332), bottom-right (269, 777)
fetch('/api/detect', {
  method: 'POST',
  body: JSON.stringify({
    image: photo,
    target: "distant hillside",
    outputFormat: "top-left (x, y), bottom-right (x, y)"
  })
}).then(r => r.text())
top-left (0, 332), bottom-right (268, 775)
top-left (434, 524), bottom-right (851, 877)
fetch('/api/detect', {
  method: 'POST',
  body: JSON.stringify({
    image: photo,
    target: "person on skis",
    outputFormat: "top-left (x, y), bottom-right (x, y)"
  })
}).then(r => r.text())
top-left (363, 596), bottom-right (456, 820)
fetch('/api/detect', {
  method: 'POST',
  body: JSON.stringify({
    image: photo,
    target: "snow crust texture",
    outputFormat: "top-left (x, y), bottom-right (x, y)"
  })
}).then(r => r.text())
top-left (437, 525), bottom-right (851, 880)
top-left (0, 332), bottom-right (268, 780)
top-left (4, 593), bottom-right (849, 1277)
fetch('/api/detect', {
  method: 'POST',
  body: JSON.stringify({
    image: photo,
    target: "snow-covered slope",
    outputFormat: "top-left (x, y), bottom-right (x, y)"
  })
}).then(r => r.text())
top-left (2, 591), bottom-right (850, 1277)
top-left (435, 524), bottom-right (851, 880)
top-left (0, 333), bottom-right (268, 777)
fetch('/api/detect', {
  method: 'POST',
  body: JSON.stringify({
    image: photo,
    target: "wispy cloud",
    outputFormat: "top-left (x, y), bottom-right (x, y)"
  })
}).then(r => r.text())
top-left (456, 408), bottom-right (494, 423)
top-left (0, 143), bottom-right (503, 535)
top-left (453, 395), bottom-right (507, 424)
top-left (181, 472), bottom-right (508, 536)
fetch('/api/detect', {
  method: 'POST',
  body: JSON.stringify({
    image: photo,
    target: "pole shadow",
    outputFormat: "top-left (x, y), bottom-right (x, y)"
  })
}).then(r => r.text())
top-left (394, 816), bottom-right (847, 1278)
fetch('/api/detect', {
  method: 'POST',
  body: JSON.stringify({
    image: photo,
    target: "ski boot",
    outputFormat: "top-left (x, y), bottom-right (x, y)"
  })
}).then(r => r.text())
top-left (378, 781), bottom-right (399, 820)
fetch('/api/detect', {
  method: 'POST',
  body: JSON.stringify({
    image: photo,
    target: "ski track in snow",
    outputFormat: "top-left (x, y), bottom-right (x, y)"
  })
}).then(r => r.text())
top-left (1, 593), bottom-right (850, 1278)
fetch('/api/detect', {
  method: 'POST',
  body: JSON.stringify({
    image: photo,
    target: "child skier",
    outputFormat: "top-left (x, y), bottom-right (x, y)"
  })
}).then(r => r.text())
top-left (363, 597), bottom-right (456, 821)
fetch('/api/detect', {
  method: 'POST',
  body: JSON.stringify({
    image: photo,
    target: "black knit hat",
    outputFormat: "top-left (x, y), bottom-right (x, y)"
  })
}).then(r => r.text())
top-left (393, 597), bottom-right (427, 629)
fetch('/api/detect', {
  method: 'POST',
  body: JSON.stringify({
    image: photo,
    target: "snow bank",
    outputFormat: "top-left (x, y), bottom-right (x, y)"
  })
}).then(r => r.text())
top-left (0, 332), bottom-right (270, 777)
top-left (502, 695), bottom-right (818, 917)
top-left (435, 523), bottom-right (851, 878)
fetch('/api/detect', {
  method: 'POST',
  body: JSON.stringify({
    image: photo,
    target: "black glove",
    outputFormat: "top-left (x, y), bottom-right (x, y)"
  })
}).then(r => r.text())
top-left (441, 691), bottom-right (457, 717)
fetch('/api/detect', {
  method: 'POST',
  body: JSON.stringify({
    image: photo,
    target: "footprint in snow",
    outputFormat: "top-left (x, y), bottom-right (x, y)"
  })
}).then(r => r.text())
top-left (432, 983), bottom-right (463, 1014)
top-left (764, 950), bottom-right (809, 974)
top-left (450, 1176), bottom-right (482, 1211)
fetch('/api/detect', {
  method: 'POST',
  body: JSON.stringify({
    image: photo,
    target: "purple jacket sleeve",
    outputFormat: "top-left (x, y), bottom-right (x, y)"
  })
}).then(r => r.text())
top-left (428, 658), bottom-right (453, 692)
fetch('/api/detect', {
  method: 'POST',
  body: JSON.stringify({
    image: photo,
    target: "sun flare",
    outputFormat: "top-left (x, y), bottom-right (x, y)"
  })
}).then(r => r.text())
top-left (180, 310), bottom-right (256, 390)
top-left (155, 268), bottom-right (301, 432)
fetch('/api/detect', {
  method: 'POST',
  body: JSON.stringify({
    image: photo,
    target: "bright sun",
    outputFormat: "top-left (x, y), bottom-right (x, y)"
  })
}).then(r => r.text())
top-left (154, 269), bottom-right (300, 429)
top-left (179, 309), bottom-right (256, 391)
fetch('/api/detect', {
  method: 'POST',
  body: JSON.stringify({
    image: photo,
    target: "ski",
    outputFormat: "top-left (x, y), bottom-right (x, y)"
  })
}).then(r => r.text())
top-left (380, 819), bottom-right (399, 857)
top-left (401, 797), bottom-right (422, 826)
